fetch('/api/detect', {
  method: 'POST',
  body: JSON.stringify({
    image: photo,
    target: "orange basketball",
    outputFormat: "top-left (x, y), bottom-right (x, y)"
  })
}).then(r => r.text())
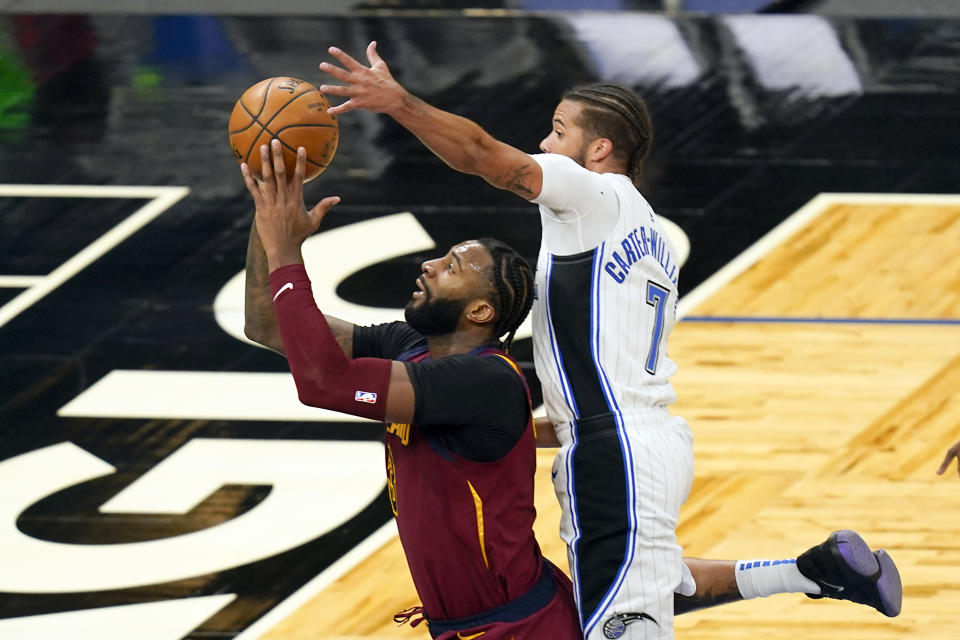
top-left (228, 77), bottom-right (339, 183)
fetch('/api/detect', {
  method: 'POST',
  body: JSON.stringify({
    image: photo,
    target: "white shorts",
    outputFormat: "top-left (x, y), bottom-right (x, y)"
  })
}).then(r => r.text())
top-left (551, 409), bottom-right (694, 640)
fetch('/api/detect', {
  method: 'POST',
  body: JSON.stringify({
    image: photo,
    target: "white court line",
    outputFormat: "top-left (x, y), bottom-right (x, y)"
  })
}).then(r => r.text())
top-left (0, 185), bottom-right (186, 199)
top-left (0, 185), bottom-right (189, 329)
top-left (0, 276), bottom-right (45, 287)
top-left (58, 370), bottom-right (371, 423)
top-left (233, 520), bottom-right (399, 640)
top-left (677, 192), bottom-right (960, 318)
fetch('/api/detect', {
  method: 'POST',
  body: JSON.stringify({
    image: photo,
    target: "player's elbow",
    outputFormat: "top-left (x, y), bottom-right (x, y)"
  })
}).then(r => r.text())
top-left (295, 386), bottom-right (327, 409)
top-left (290, 362), bottom-right (343, 409)
top-left (243, 321), bottom-right (270, 347)
top-left (292, 372), bottom-right (333, 409)
top-left (244, 323), bottom-right (286, 356)
top-left (243, 322), bottom-right (263, 344)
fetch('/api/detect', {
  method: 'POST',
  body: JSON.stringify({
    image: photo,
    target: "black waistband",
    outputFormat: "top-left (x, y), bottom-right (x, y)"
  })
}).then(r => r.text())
top-left (573, 412), bottom-right (620, 438)
top-left (425, 560), bottom-right (557, 638)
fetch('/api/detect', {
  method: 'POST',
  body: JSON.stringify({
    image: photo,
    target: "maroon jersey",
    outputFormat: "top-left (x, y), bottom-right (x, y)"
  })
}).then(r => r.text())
top-left (354, 323), bottom-right (545, 620)
top-left (273, 279), bottom-right (580, 637)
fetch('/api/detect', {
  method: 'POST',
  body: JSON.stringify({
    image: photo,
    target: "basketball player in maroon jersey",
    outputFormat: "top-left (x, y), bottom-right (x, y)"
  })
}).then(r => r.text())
top-left (242, 140), bottom-right (581, 639)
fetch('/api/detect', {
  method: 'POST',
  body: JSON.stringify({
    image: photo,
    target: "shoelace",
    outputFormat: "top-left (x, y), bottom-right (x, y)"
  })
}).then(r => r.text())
top-left (394, 605), bottom-right (426, 628)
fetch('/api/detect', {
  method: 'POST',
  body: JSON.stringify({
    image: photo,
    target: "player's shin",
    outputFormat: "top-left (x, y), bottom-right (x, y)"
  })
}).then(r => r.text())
top-left (734, 558), bottom-right (821, 599)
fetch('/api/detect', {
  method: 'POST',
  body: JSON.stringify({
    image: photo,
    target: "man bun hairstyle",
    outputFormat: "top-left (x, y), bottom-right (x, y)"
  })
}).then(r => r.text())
top-left (477, 237), bottom-right (534, 353)
top-left (563, 83), bottom-right (653, 189)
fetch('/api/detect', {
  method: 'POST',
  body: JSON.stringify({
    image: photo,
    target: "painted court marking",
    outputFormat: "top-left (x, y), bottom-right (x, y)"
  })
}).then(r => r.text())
top-left (0, 184), bottom-right (190, 330)
top-left (58, 370), bottom-right (371, 422)
top-left (677, 192), bottom-right (960, 319)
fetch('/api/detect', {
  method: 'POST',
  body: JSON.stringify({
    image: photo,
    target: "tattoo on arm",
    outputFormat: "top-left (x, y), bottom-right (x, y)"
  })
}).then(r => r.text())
top-left (401, 92), bottom-right (428, 114)
top-left (500, 163), bottom-right (536, 198)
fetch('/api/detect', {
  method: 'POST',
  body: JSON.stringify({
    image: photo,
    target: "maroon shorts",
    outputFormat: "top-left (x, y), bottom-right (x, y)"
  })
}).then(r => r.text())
top-left (431, 562), bottom-right (582, 640)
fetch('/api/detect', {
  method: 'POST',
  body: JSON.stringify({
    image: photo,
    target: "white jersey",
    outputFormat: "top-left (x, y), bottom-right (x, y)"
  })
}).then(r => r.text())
top-left (529, 153), bottom-right (681, 430)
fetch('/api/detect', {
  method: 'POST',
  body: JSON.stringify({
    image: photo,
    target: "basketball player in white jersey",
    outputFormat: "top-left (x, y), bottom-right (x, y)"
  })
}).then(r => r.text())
top-left (317, 42), bottom-right (902, 639)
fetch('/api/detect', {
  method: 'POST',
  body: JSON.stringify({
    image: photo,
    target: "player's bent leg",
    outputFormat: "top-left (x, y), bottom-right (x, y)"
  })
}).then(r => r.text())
top-left (676, 557), bottom-right (821, 614)
top-left (674, 531), bottom-right (902, 618)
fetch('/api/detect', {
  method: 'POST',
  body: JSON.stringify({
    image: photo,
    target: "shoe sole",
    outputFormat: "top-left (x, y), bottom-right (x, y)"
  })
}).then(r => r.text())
top-left (833, 530), bottom-right (903, 617)
top-left (874, 549), bottom-right (902, 617)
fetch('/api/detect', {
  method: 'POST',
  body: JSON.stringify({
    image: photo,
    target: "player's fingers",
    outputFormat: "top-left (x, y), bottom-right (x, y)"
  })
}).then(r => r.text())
top-left (240, 163), bottom-right (262, 203)
top-left (318, 82), bottom-right (352, 97)
top-left (366, 40), bottom-right (384, 66)
top-left (307, 196), bottom-right (341, 230)
top-left (317, 61), bottom-right (352, 83)
top-left (328, 46), bottom-right (367, 72)
top-left (937, 450), bottom-right (956, 475)
top-left (325, 98), bottom-right (357, 117)
top-left (270, 139), bottom-right (287, 195)
top-left (259, 143), bottom-right (275, 189)
top-left (293, 147), bottom-right (306, 185)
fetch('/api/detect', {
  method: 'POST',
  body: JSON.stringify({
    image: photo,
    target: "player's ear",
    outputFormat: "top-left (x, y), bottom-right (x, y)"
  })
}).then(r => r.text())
top-left (465, 298), bottom-right (496, 326)
top-left (589, 137), bottom-right (614, 162)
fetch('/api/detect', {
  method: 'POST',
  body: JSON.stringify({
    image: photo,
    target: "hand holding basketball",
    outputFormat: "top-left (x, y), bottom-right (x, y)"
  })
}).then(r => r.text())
top-left (241, 139), bottom-right (340, 271)
top-left (229, 76), bottom-right (338, 183)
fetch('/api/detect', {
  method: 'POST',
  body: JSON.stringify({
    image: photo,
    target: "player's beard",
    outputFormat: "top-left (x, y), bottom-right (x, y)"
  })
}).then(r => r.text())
top-left (405, 294), bottom-right (468, 337)
top-left (573, 139), bottom-right (591, 168)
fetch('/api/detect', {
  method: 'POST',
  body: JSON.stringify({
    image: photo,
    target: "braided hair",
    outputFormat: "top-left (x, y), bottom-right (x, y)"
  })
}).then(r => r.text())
top-left (562, 83), bottom-right (653, 189)
top-left (476, 237), bottom-right (535, 353)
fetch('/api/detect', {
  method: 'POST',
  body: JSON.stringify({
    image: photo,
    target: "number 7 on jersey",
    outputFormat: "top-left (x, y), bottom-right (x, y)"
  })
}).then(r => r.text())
top-left (644, 280), bottom-right (671, 375)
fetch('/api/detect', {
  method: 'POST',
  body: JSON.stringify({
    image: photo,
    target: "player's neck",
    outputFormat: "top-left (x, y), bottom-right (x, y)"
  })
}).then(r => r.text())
top-left (425, 329), bottom-right (492, 359)
top-left (586, 156), bottom-right (627, 176)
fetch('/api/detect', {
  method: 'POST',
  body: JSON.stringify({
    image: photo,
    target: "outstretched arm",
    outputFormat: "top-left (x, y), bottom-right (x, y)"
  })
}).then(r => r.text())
top-left (937, 439), bottom-right (960, 477)
top-left (319, 42), bottom-right (543, 200)
top-left (241, 140), bottom-right (416, 423)
top-left (242, 142), bottom-right (355, 357)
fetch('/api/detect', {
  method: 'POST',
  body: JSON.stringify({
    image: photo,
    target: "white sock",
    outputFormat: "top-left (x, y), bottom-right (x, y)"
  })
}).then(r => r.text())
top-left (735, 558), bottom-right (822, 599)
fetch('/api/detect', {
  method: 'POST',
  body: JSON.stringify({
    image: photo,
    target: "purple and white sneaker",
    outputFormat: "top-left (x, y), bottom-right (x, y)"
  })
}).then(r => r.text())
top-left (797, 529), bottom-right (902, 617)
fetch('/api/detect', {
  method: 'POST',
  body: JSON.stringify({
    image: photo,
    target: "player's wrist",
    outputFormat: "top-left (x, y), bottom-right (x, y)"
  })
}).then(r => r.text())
top-left (391, 90), bottom-right (427, 121)
top-left (264, 247), bottom-right (304, 272)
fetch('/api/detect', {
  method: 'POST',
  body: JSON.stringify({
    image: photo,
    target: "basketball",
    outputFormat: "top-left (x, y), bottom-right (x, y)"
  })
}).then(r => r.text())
top-left (228, 77), bottom-right (339, 183)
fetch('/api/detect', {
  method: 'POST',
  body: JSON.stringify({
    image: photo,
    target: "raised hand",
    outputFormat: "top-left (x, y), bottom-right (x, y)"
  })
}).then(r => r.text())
top-left (319, 41), bottom-right (407, 117)
top-left (241, 139), bottom-right (340, 271)
top-left (937, 439), bottom-right (960, 478)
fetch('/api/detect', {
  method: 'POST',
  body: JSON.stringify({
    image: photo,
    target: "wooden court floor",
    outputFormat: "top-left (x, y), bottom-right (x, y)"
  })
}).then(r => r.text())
top-left (258, 195), bottom-right (960, 639)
